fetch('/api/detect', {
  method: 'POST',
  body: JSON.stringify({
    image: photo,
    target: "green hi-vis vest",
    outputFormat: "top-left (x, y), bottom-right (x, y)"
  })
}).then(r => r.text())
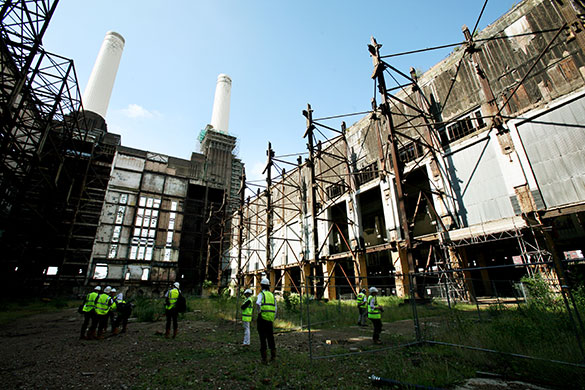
top-left (82, 291), bottom-right (99, 312)
top-left (95, 293), bottom-right (112, 315)
top-left (368, 295), bottom-right (381, 319)
top-left (260, 291), bottom-right (275, 322)
top-left (242, 296), bottom-right (254, 322)
top-left (356, 292), bottom-right (366, 308)
top-left (166, 288), bottom-right (179, 310)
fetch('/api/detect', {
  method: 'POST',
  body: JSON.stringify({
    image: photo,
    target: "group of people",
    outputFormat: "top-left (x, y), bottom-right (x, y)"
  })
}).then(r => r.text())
top-left (79, 285), bottom-right (132, 340)
top-left (356, 286), bottom-right (384, 344)
top-left (240, 277), bottom-right (277, 364)
top-left (80, 280), bottom-right (382, 360)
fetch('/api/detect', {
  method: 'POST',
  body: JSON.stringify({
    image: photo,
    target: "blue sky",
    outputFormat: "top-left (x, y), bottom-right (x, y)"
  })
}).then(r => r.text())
top-left (43, 1), bottom-right (518, 183)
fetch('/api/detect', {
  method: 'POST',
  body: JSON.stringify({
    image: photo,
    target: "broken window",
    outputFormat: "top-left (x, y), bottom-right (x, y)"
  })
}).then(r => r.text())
top-left (112, 226), bottom-right (121, 242)
top-left (94, 264), bottom-right (108, 279)
top-left (441, 108), bottom-right (486, 145)
top-left (46, 266), bottom-right (58, 276)
top-left (130, 196), bottom-right (160, 262)
top-left (108, 244), bottom-right (118, 259)
top-left (115, 206), bottom-right (126, 224)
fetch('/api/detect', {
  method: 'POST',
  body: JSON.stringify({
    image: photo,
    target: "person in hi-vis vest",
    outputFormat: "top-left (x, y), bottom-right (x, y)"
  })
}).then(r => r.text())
top-left (256, 278), bottom-right (277, 363)
top-left (241, 289), bottom-right (254, 346)
top-left (368, 286), bottom-right (384, 344)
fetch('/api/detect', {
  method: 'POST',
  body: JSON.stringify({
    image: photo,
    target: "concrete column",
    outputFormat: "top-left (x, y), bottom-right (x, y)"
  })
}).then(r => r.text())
top-left (354, 252), bottom-right (368, 291)
top-left (324, 261), bottom-right (337, 300)
top-left (283, 268), bottom-right (292, 294)
top-left (393, 248), bottom-right (410, 297)
top-left (301, 263), bottom-right (312, 297)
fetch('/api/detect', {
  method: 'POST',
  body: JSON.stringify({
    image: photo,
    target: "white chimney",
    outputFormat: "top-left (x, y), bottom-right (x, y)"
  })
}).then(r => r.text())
top-left (82, 31), bottom-right (125, 119)
top-left (210, 73), bottom-right (232, 133)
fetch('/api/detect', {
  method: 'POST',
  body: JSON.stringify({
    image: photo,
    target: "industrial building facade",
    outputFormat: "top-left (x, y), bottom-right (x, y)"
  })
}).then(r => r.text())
top-left (228, 0), bottom-right (585, 299)
top-left (88, 129), bottom-right (242, 295)
top-left (0, 1), bottom-right (242, 295)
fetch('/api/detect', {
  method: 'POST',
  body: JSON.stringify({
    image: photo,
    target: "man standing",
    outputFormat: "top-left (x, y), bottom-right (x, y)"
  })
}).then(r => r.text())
top-left (112, 292), bottom-right (132, 335)
top-left (256, 278), bottom-right (276, 363)
top-left (80, 286), bottom-right (100, 339)
top-left (165, 282), bottom-right (180, 338)
top-left (241, 289), bottom-right (254, 346)
top-left (356, 288), bottom-right (368, 326)
top-left (93, 286), bottom-right (115, 339)
top-left (368, 286), bottom-right (383, 344)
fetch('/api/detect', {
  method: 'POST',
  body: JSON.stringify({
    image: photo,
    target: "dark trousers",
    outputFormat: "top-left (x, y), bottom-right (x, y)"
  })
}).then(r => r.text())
top-left (165, 308), bottom-right (178, 331)
top-left (371, 318), bottom-right (382, 341)
top-left (88, 312), bottom-right (101, 332)
top-left (257, 316), bottom-right (275, 352)
top-left (358, 307), bottom-right (367, 325)
top-left (97, 314), bottom-right (109, 333)
top-left (114, 313), bottom-right (130, 329)
top-left (80, 311), bottom-right (95, 336)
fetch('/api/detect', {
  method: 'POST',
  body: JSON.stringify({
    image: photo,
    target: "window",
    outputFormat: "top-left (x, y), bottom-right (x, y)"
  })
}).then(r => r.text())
top-left (46, 266), bottom-right (58, 276)
top-left (108, 244), bottom-right (118, 259)
top-left (398, 142), bottom-right (425, 164)
top-left (130, 196), bottom-right (160, 261)
top-left (163, 201), bottom-right (178, 262)
top-left (440, 108), bottom-right (486, 145)
top-left (94, 264), bottom-right (108, 279)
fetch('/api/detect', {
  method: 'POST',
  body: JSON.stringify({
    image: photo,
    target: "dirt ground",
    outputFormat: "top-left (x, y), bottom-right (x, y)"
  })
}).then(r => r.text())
top-left (0, 308), bottom-right (389, 389)
top-left (0, 308), bottom-right (556, 390)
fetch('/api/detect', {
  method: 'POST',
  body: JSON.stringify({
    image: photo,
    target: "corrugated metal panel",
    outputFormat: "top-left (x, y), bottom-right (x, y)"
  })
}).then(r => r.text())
top-left (446, 138), bottom-right (515, 226)
top-left (518, 96), bottom-right (585, 208)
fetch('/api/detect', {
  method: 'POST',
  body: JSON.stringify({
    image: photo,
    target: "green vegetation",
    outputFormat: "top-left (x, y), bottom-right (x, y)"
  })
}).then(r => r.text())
top-left (2, 276), bottom-right (584, 388)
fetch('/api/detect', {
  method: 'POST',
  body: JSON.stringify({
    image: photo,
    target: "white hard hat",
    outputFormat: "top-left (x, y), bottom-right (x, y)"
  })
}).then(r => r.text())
top-left (173, 282), bottom-right (180, 288)
top-left (260, 278), bottom-right (270, 285)
top-left (94, 286), bottom-right (101, 291)
top-left (244, 289), bottom-right (253, 295)
top-left (116, 293), bottom-right (123, 301)
top-left (104, 286), bottom-right (112, 293)
top-left (111, 288), bottom-right (117, 293)
top-left (369, 286), bottom-right (378, 293)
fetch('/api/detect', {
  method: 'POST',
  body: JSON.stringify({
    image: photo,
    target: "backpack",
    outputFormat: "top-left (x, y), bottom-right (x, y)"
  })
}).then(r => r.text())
top-left (176, 293), bottom-right (187, 313)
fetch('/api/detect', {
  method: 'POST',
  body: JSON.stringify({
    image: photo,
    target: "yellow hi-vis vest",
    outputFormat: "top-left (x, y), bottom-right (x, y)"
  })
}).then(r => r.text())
top-left (82, 291), bottom-right (99, 312)
top-left (166, 288), bottom-right (179, 310)
top-left (242, 296), bottom-right (254, 322)
top-left (356, 292), bottom-right (366, 308)
top-left (95, 293), bottom-right (112, 315)
top-left (260, 291), bottom-right (275, 322)
top-left (368, 295), bottom-right (381, 319)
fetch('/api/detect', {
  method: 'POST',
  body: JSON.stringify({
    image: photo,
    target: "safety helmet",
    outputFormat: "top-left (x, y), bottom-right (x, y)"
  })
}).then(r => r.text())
top-left (369, 286), bottom-right (378, 293)
top-left (173, 282), bottom-right (180, 288)
top-left (361, 288), bottom-right (366, 293)
top-left (116, 293), bottom-right (123, 301)
top-left (260, 278), bottom-right (270, 285)
top-left (244, 289), bottom-right (253, 295)
top-left (94, 286), bottom-right (101, 291)
top-left (111, 288), bottom-right (117, 293)
top-left (104, 286), bottom-right (112, 293)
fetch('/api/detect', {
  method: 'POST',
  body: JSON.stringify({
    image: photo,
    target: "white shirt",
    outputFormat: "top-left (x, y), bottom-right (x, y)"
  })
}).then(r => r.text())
top-left (256, 290), bottom-right (277, 316)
